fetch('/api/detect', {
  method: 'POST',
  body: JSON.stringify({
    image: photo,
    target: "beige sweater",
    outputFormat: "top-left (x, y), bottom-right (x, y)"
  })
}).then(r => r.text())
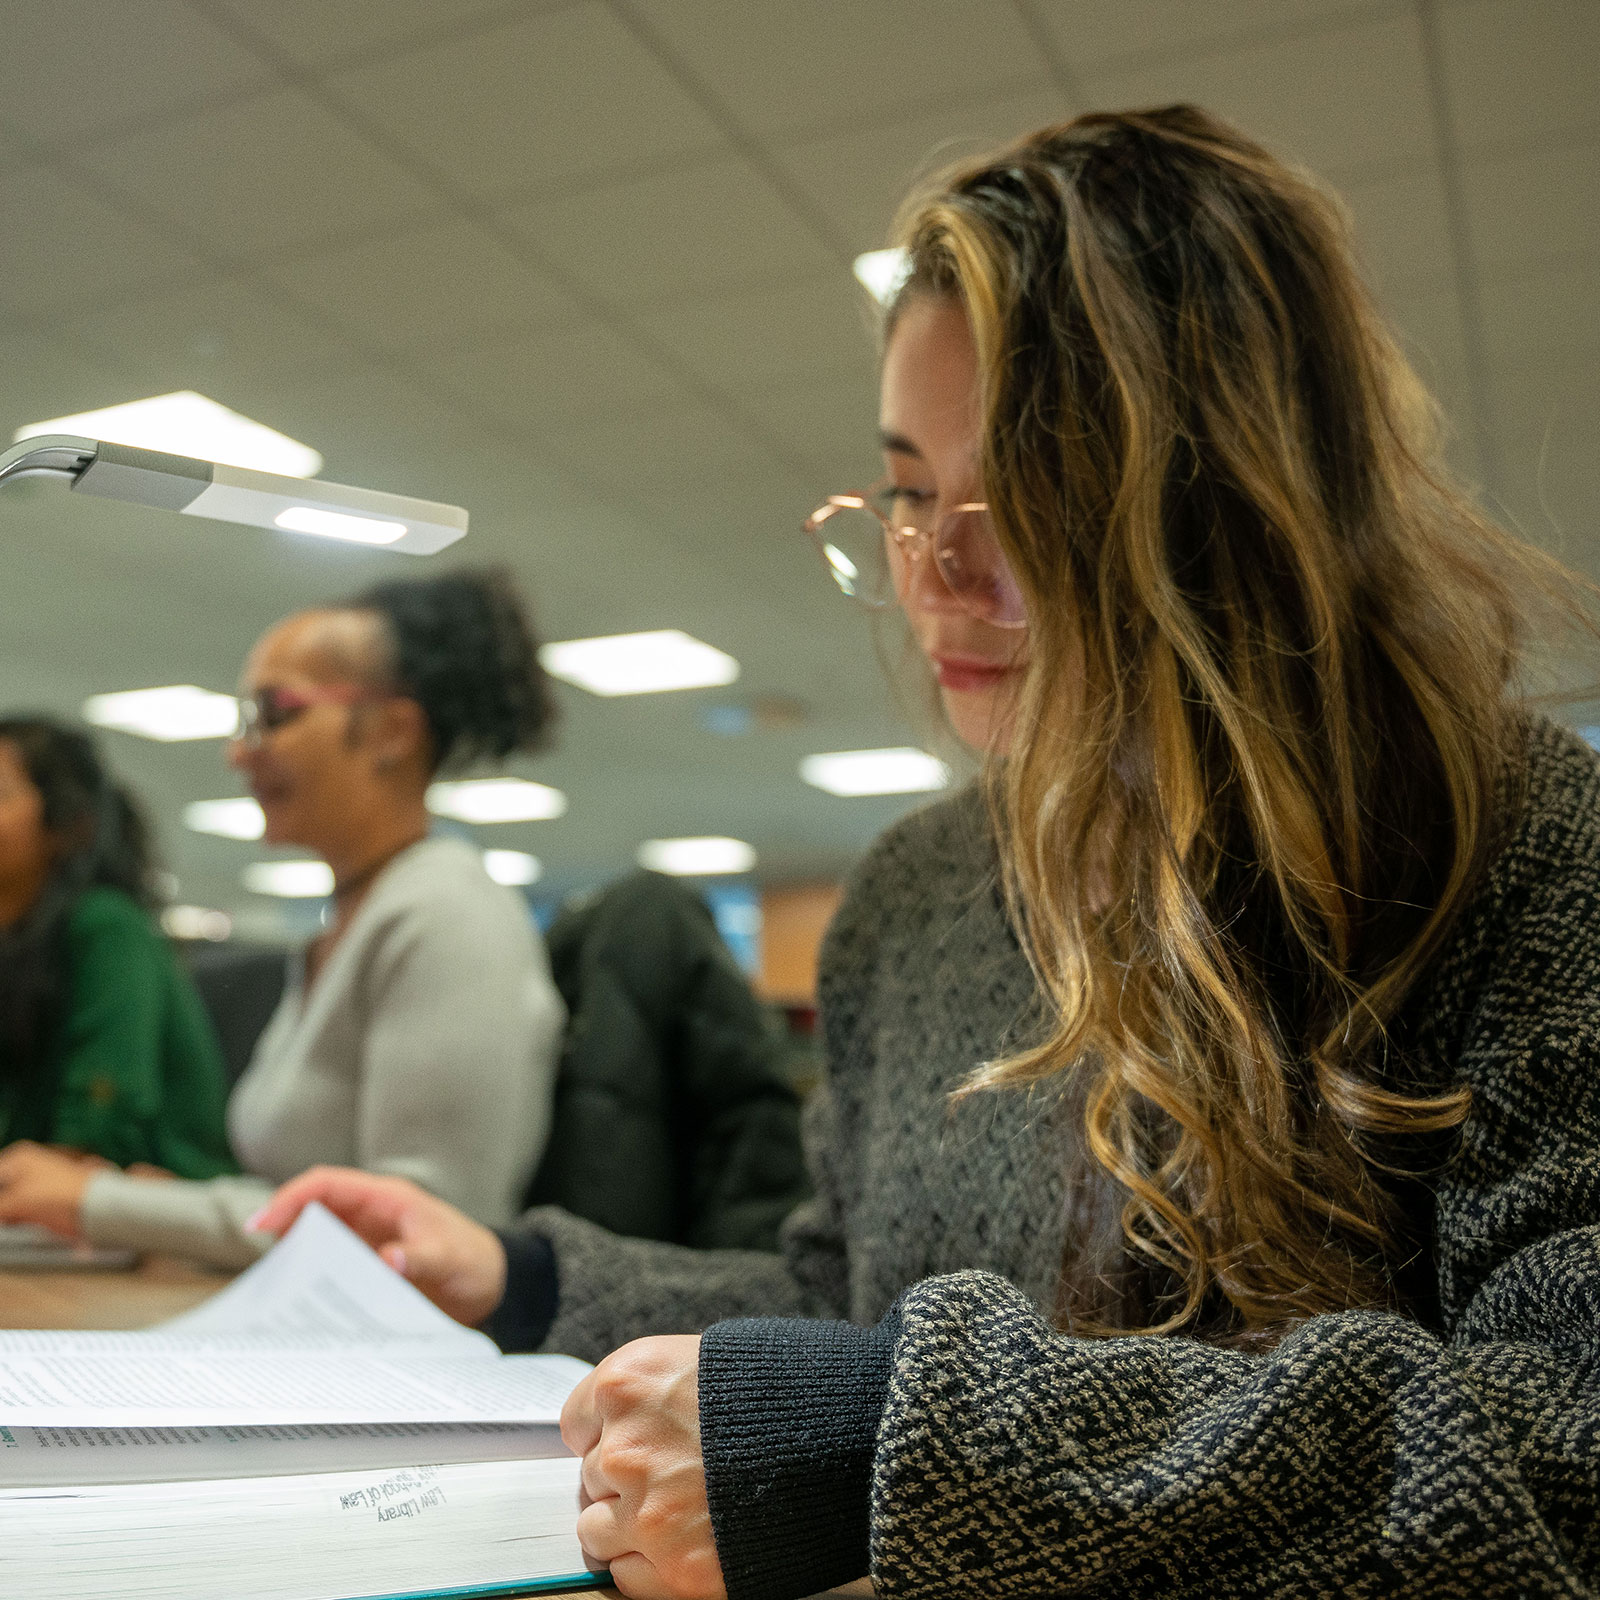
top-left (82, 836), bottom-right (564, 1268)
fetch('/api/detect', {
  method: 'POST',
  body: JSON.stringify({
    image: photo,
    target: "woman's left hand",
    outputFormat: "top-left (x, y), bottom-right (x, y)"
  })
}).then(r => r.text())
top-left (0, 1141), bottom-right (104, 1237)
top-left (560, 1334), bottom-right (727, 1600)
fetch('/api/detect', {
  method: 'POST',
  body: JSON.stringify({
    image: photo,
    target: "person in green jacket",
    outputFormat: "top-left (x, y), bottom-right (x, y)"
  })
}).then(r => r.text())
top-left (0, 717), bottom-right (234, 1193)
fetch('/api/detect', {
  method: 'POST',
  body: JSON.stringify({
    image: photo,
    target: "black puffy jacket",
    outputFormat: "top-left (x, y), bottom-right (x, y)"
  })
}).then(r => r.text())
top-left (524, 870), bottom-right (811, 1251)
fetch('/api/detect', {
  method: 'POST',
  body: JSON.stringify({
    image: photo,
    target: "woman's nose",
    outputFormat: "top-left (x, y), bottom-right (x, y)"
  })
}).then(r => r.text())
top-left (898, 539), bottom-right (966, 616)
top-left (224, 737), bottom-right (252, 772)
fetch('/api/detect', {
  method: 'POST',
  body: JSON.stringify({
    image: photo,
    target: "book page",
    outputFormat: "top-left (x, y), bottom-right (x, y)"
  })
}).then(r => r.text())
top-left (0, 1456), bottom-right (598, 1600)
top-left (0, 1349), bottom-right (592, 1427)
top-left (0, 1204), bottom-right (497, 1359)
top-left (0, 1420), bottom-right (570, 1488)
top-left (160, 1202), bottom-right (491, 1350)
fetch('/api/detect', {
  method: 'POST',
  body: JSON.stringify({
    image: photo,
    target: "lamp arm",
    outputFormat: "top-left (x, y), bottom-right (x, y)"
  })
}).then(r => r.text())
top-left (0, 434), bottom-right (99, 488)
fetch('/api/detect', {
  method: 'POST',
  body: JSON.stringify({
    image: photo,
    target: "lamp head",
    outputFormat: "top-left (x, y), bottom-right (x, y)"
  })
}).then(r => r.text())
top-left (0, 434), bottom-right (467, 555)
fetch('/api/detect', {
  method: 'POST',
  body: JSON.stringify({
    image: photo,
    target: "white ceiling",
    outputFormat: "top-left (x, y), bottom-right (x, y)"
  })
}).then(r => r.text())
top-left (0, 0), bottom-right (1595, 935)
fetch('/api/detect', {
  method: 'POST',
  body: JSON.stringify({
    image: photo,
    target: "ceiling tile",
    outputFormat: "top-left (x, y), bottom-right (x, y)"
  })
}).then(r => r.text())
top-left (0, 0), bottom-right (272, 147)
top-left (67, 277), bottom-right (360, 396)
top-left (1439, 0), bottom-right (1600, 157)
top-left (1341, 164), bottom-right (1456, 298)
top-left (410, 312), bottom-right (688, 437)
top-left (538, 402), bottom-right (786, 498)
top-left (219, 356), bottom-right (487, 500)
top-left (1491, 362), bottom-right (1600, 562)
top-left (326, 4), bottom-right (726, 200)
top-left (0, 329), bottom-right (141, 436)
top-left (1462, 139), bottom-right (1600, 277)
top-left (78, 88), bottom-right (446, 262)
top-left (0, 166), bottom-right (206, 318)
top-left (205, 0), bottom-right (555, 70)
top-left (1084, 10), bottom-right (1435, 181)
top-left (732, 368), bottom-right (884, 488)
top-left (631, 271), bottom-right (879, 401)
top-left (773, 88), bottom-right (1074, 252)
top-left (1026, 0), bottom-right (1375, 70)
top-left (1477, 261), bottom-right (1600, 368)
top-left (263, 216), bottom-right (579, 355)
top-left (498, 153), bottom-right (840, 307)
top-left (1489, 360), bottom-right (1600, 465)
top-left (626, 0), bottom-right (1049, 139)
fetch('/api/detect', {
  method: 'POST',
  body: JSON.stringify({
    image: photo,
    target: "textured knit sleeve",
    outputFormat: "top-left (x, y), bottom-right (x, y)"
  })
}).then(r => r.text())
top-left (512, 818), bottom-right (903, 1363)
top-left (859, 801), bottom-right (1600, 1596)
top-left (353, 869), bottom-right (565, 1228)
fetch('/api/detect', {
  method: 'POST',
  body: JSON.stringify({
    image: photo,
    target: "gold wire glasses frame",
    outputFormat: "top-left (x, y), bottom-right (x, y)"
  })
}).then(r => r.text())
top-left (802, 486), bottom-right (1028, 629)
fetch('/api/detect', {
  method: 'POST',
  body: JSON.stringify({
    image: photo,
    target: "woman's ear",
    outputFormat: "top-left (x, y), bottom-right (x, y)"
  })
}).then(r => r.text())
top-left (367, 698), bottom-right (432, 778)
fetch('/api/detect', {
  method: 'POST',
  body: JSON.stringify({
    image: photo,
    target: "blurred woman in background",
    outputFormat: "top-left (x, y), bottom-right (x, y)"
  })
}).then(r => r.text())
top-left (0, 567), bottom-right (565, 1266)
top-left (0, 717), bottom-right (232, 1179)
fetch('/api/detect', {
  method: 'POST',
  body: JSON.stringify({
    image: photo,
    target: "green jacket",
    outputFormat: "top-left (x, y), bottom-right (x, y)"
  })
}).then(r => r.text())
top-left (1, 888), bottom-right (236, 1177)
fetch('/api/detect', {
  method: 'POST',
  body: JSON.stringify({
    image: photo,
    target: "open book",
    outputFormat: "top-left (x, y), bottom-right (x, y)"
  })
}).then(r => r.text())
top-left (0, 1204), bottom-right (603, 1600)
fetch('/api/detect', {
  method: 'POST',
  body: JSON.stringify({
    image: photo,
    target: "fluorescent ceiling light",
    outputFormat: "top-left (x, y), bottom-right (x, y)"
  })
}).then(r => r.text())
top-left (184, 797), bottom-right (265, 840)
top-left (161, 904), bottom-right (233, 941)
top-left (17, 392), bottom-right (323, 478)
top-left (0, 435), bottom-right (467, 557)
top-left (800, 747), bottom-right (951, 796)
top-left (84, 685), bottom-right (239, 742)
top-left (426, 777), bottom-right (568, 824)
top-left (242, 860), bottom-right (333, 898)
top-left (853, 247), bottom-right (911, 305)
top-left (637, 836), bottom-right (756, 876)
top-left (275, 506), bottom-right (405, 546)
top-left (483, 849), bottom-right (542, 887)
top-left (540, 630), bottom-right (739, 697)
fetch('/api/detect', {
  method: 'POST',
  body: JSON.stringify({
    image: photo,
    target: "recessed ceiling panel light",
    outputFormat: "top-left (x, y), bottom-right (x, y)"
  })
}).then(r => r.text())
top-left (800, 747), bottom-right (951, 796)
top-left (161, 904), bottom-right (233, 941)
top-left (184, 797), bottom-right (266, 839)
top-left (426, 777), bottom-right (568, 824)
top-left (483, 849), bottom-right (542, 887)
top-left (83, 685), bottom-right (239, 742)
top-left (637, 836), bottom-right (756, 876)
top-left (242, 860), bottom-right (333, 898)
top-left (852, 247), bottom-right (911, 305)
top-left (540, 630), bottom-right (739, 697)
top-left (17, 391), bottom-right (322, 478)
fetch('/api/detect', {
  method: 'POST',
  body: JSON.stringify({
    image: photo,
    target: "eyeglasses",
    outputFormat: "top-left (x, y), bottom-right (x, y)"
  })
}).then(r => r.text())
top-left (803, 483), bottom-right (1027, 629)
top-left (234, 684), bottom-right (372, 747)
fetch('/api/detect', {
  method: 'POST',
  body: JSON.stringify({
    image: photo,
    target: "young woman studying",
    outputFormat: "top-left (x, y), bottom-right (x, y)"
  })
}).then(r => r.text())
top-left (0, 718), bottom-right (233, 1180)
top-left (0, 568), bottom-right (566, 1268)
top-left (256, 107), bottom-right (1600, 1598)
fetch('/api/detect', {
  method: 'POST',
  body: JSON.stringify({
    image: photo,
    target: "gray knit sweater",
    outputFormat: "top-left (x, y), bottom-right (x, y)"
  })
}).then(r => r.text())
top-left (513, 717), bottom-right (1600, 1598)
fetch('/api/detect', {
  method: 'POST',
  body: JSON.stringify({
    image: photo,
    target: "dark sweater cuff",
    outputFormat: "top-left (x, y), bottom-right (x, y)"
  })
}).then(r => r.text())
top-left (699, 1310), bottom-right (900, 1600)
top-left (480, 1229), bottom-right (558, 1353)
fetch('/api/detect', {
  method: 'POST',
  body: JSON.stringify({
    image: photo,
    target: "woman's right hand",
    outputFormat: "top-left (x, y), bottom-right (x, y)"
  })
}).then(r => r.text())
top-left (250, 1167), bottom-right (508, 1328)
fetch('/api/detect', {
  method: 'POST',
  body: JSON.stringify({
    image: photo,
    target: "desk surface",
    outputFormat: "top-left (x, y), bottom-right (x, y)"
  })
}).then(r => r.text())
top-left (0, 1253), bottom-right (229, 1329)
top-left (0, 1258), bottom-right (615, 1600)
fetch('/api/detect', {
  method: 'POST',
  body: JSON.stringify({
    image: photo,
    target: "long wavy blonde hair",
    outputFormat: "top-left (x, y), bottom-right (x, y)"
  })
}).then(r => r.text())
top-left (890, 106), bottom-right (1554, 1336)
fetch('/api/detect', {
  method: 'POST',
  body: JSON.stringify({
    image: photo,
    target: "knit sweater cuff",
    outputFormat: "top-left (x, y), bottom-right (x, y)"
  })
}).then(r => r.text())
top-left (699, 1310), bottom-right (900, 1600)
top-left (481, 1229), bottom-right (559, 1352)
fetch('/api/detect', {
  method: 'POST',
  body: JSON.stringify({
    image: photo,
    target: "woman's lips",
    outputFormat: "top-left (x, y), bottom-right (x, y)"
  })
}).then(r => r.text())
top-left (932, 655), bottom-right (1016, 693)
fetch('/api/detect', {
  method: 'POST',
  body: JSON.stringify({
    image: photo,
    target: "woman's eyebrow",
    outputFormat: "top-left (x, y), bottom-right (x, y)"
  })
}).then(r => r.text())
top-left (878, 428), bottom-right (923, 458)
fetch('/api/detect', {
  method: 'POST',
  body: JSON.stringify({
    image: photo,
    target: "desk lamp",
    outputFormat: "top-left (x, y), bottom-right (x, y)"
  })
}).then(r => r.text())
top-left (0, 434), bottom-right (467, 554)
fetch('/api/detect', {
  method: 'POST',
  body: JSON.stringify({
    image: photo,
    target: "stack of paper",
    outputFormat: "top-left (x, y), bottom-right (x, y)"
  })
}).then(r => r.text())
top-left (0, 1205), bottom-right (602, 1600)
